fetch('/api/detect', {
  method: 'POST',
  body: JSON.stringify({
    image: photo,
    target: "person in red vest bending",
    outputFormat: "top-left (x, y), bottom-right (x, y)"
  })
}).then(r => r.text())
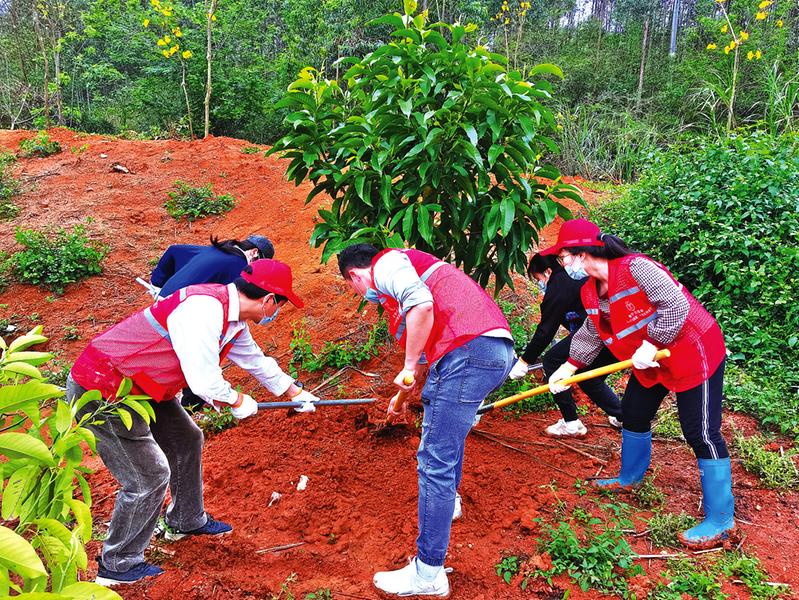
top-left (337, 244), bottom-right (515, 598)
top-left (542, 219), bottom-right (733, 550)
top-left (67, 260), bottom-right (317, 586)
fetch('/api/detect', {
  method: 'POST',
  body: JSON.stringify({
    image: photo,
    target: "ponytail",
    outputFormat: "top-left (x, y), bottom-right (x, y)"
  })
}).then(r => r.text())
top-left (564, 232), bottom-right (633, 259)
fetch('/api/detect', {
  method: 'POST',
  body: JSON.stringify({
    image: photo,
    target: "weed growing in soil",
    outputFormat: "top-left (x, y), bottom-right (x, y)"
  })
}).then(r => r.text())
top-left (647, 512), bottom-right (697, 548)
top-left (526, 519), bottom-right (642, 595)
top-left (288, 319), bottom-right (389, 376)
top-left (11, 222), bottom-right (107, 293)
top-left (631, 473), bottom-right (666, 509)
top-left (270, 572), bottom-right (298, 600)
top-left (197, 405), bottom-right (237, 434)
top-left (165, 180), bottom-right (236, 222)
top-left (733, 430), bottom-right (798, 488)
top-left (18, 130), bottom-right (62, 157)
top-left (43, 357), bottom-right (71, 387)
top-left (0, 152), bottom-right (20, 219)
top-left (725, 364), bottom-right (799, 438)
top-left (718, 551), bottom-right (792, 599)
top-left (649, 558), bottom-right (724, 600)
top-left (241, 145), bottom-right (261, 154)
top-left (496, 554), bottom-right (521, 584)
top-left (653, 405), bottom-right (683, 439)
top-left (62, 324), bottom-right (81, 340)
top-left (305, 589), bottom-right (332, 600)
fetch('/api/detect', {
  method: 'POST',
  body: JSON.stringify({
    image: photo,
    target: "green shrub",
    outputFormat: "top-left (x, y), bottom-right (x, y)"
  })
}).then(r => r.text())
top-left (269, 3), bottom-right (581, 291)
top-left (197, 405), bottom-right (237, 434)
top-left (718, 551), bottom-right (792, 600)
top-left (647, 512), bottom-right (697, 548)
top-left (496, 554), bottom-right (521, 584)
top-left (289, 318), bottom-right (389, 376)
top-left (733, 430), bottom-right (798, 489)
top-left (596, 131), bottom-right (798, 370)
top-left (649, 558), bottom-right (724, 600)
top-left (164, 181), bottom-right (236, 222)
top-left (0, 326), bottom-right (148, 599)
top-left (724, 363), bottom-right (799, 438)
top-left (18, 131), bottom-right (63, 158)
top-left (0, 152), bottom-right (20, 220)
top-left (11, 223), bottom-right (107, 293)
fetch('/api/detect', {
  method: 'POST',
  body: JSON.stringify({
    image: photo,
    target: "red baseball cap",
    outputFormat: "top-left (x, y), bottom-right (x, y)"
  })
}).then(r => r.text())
top-left (241, 259), bottom-right (304, 308)
top-left (540, 218), bottom-right (604, 256)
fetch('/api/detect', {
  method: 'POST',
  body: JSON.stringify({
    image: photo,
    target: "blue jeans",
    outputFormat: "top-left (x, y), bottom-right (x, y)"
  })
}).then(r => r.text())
top-left (416, 335), bottom-right (514, 566)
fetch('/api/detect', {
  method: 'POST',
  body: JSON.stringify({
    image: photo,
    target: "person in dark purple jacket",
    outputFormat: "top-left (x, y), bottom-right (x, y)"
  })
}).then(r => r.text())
top-left (508, 253), bottom-right (622, 437)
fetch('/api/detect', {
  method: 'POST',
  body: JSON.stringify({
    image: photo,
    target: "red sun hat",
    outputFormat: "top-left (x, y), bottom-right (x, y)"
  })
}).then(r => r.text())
top-left (241, 259), bottom-right (304, 308)
top-left (540, 218), bottom-right (605, 256)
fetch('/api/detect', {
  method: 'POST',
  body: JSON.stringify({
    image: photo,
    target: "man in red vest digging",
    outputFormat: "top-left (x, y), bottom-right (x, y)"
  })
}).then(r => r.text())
top-left (338, 244), bottom-right (515, 597)
top-left (67, 260), bottom-right (316, 586)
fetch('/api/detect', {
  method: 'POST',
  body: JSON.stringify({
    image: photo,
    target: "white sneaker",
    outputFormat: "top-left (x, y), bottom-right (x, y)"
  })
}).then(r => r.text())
top-left (608, 416), bottom-right (623, 429)
top-left (545, 418), bottom-right (587, 437)
top-left (452, 494), bottom-right (462, 521)
top-left (373, 558), bottom-right (450, 597)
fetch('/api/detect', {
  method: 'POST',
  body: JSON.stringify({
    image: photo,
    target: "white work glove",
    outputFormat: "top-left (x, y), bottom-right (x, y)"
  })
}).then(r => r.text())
top-left (548, 362), bottom-right (578, 394)
top-left (508, 358), bottom-right (529, 380)
top-left (292, 390), bottom-right (320, 413)
top-left (631, 340), bottom-right (660, 370)
top-left (230, 394), bottom-right (258, 420)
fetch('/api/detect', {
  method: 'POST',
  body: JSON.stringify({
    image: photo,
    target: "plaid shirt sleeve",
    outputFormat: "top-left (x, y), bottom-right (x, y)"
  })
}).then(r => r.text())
top-left (568, 316), bottom-right (604, 367)
top-left (630, 257), bottom-right (689, 346)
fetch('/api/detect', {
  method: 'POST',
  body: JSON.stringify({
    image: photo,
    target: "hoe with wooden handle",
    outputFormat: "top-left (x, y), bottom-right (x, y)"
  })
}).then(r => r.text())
top-left (477, 349), bottom-right (672, 415)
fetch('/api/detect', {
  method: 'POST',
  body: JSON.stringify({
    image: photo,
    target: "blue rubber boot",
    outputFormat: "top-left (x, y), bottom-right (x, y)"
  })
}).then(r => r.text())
top-left (593, 429), bottom-right (651, 490)
top-left (678, 457), bottom-right (735, 549)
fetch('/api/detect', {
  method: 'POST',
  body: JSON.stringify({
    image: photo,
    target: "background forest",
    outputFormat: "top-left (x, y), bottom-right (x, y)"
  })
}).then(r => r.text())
top-left (1, 0), bottom-right (796, 179)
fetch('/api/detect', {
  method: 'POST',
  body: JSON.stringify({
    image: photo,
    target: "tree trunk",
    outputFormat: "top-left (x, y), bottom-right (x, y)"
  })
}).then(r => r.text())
top-left (636, 17), bottom-right (650, 112)
top-left (727, 45), bottom-right (739, 132)
top-left (31, 0), bottom-right (50, 126)
top-left (181, 60), bottom-right (194, 139)
top-left (9, 0), bottom-right (30, 82)
top-left (669, 0), bottom-right (680, 57)
top-left (53, 48), bottom-right (64, 125)
top-left (204, 0), bottom-right (217, 138)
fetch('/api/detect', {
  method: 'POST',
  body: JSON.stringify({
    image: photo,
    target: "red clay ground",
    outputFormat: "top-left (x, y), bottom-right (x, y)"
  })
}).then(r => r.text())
top-left (1, 129), bottom-right (797, 599)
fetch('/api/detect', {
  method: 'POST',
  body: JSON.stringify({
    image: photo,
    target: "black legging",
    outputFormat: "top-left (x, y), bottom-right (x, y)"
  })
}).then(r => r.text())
top-left (622, 359), bottom-right (728, 460)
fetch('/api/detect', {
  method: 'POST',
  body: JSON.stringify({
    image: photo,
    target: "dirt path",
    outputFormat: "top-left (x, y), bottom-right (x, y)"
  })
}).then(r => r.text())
top-left (1, 129), bottom-right (796, 599)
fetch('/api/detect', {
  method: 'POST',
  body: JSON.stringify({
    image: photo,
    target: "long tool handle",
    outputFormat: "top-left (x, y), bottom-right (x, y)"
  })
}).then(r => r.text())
top-left (386, 374), bottom-right (415, 424)
top-left (477, 349), bottom-right (671, 415)
top-left (256, 398), bottom-right (376, 409)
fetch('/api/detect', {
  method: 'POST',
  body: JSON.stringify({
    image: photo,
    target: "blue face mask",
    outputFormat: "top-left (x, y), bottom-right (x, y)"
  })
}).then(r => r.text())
top-left (364, 288), bottom-right (380, 304)
top-left (536, 280), bottom-right (547, 294)
top-left (259, 300), bottom-right (280, 325)
top-left (565, 257), bottom-right (588, 280)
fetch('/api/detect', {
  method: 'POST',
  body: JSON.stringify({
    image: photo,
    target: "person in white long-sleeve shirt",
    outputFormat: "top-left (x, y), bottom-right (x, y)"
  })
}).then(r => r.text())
top-left (68, 259), bottom-right (318, 586)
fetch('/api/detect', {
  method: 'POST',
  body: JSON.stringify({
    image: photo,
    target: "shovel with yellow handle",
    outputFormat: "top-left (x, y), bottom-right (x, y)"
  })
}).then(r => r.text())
top-left (476, 349), bottom-right (672, 416)
top-left (386, 374), bottom-right (416, 425)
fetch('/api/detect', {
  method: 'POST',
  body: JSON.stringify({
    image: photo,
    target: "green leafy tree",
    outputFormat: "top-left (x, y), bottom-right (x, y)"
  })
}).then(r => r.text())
top-left (0, 326), bottom-right (151, 597)
top-left (269, 0), bottom-right (580, 290)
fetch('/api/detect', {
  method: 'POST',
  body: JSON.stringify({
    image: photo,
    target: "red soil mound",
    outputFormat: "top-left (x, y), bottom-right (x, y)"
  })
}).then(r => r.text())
top-left (1, 129), bottom-right (797, 599)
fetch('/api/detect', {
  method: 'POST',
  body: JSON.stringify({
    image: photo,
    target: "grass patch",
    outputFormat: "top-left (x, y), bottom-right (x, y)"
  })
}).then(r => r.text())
top-left (733, 430), bottom-right (798, 489)
top-left (630, 472), bottom-right (666, 509)
top-left (653, 405), bottom-right (683, 440)
top-left (0, 152), bottom-right (20, 219)
top-left (647, 512), bottom-right (697, 548)
top-left (165, 180), bottom-right (236, 221)
top-left (19, 131), bottom-right (62, 158)
top-left (725, 363), bottom-right (799, 439)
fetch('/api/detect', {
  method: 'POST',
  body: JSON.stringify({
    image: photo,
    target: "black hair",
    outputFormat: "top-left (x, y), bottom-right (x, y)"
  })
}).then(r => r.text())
top-left (210, 235), bottom-right (273, 260)
top-left (562, 233), bottom-right (633, 259)
top-left (337, 243), bottom-right (380, 279)
top-left (234, 265), bottom-right (288, 302)
top-left (527, 253), bottom-right (562, 278)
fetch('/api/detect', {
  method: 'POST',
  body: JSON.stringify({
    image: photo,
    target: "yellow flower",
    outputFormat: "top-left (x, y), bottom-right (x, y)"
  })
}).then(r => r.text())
top-left (756, 49), bottom-right (762, 59)
top-left (707, 43), bottom-right (717, 50)
top-left (739, 31), bottom-right (749, 41)
top-left (211, 14), bottom-right (216, 21)
top-left (163, 35), bottom-right (171, 43)
top-left (776, 19), bottom-right (783, 27)
top-left (720, 24), bottom-right (728, 33)
top-left (161, 49), bottom-right (170, 57)
top-left (755, 11), bottom-right (767, 20)
top-left (143, 18), bottom-right (150, 27)
top-left (758, 0), bottom-right (771, 8)
top-left (747, 50), bottom-right (754, 60)
top-left (157, 38), bottom-right (167, 46)
top-left (182, 50), bottom-right (192, 59)
top-left (504, 18), bottom-right (510, 24)
top-left (729, 40), bottom-right (736, 49)
top-left (724, 44), bottom-right (731, 54)
top-left (556, 124), bottom-right (563, 130)
top-left (170, 44), bottom-right (179, 53)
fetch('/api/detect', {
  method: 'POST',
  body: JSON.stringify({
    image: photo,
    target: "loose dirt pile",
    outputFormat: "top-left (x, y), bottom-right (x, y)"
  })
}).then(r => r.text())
top-left (1, 129), bottom-right (797, 599)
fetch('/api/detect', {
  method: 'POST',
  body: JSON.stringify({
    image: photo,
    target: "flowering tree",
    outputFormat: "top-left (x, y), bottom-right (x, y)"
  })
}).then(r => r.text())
top-left (144, 0), bottom-right (195, 137)
top-left (704, 0), bottom-right (783, 132)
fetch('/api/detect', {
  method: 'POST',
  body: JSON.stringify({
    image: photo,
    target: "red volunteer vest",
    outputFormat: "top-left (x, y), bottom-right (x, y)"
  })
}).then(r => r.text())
top-left (371, 249), bottom-right (510, 364)
top-left (70, 284), bottom-right (241, 402)
top-left (581, 255), bottom-right (725, 392)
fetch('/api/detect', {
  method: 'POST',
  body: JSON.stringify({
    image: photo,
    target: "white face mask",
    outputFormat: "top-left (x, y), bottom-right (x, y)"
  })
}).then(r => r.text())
top-left (259, 297), bottom-right (280, 325)
top-left (565, 256), bottom-right (588, 280)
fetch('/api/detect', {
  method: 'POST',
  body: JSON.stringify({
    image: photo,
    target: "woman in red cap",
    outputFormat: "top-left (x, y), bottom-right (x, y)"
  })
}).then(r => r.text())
top-left (542, 219), bottom-right (732, 550)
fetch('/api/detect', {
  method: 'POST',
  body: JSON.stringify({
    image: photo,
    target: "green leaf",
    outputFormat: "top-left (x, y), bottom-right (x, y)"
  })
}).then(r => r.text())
top-left (74, 389), bottom-right (101, 413)
top-left (65, 498), bottom-right (92, 542)
top-left (115, 378), bottom-right (132, 399)
top-left (463, 124), bottom-right (478, 146)
top-left (55, 400), bottom-right (72, 436)
top-left (500, 197), bottom-right (516, 234)
top-left (487, 144), bottom-right (504, 167)
top-left (398, 98), bottom-right (412, 117)
top-left (60, 582), bottom-right (123, 600)
top-left (0, 525), bottom-right (47, 586)
top-left (0, 381), bottom-right (63, 414)
top-left (0, 432), bottom-right (56, 466)
top-left (7, 332), bottom-right (48, 354)
top-left (417, 205), bottom-right (433, 244)
top-left (2, 351), bottom-right (53, 366)
top-left (114, 408), bottom-right (133, 431)
top-left (2, 362), bottom-right (44, 380)
top-left (121, 399), bottom-right (150, 426)
top-left (2, 464), bottom-right (40, 520)
top-left (528, 63), bottom-right (564, 79)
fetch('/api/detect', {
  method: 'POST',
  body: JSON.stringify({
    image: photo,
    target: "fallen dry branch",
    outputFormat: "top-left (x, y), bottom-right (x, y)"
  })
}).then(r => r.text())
top-left (255, 541), bottom-right (305, 554)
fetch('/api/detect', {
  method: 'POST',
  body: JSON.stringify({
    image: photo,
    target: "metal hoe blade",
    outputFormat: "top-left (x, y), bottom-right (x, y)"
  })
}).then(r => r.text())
top-left (256, 398), bottom-right (376, 409)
